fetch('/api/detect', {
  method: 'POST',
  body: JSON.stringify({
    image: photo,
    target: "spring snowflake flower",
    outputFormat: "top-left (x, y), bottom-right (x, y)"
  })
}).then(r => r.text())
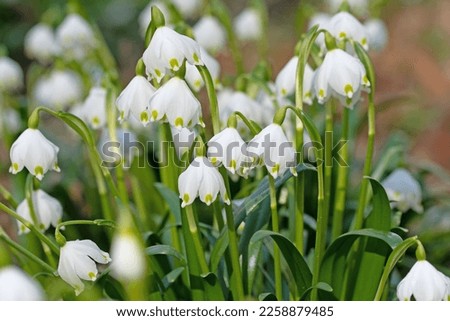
top-left (116, 75), bottom-right (156, 124)
top-left (308, 13), bottom-right (331, 54)
top-left (0, 266), bottom-right (44, 300)
top-left (56, 13), bottom-right (96, 59)
top-left (138, 1), bottom-right (171, 36)
top-left (16, 189), bottom-right (63, 235)
top-left (193, 16), bottom-right (227, 54)
top-left (397, 260), bottom-right (450, 301)
top-left (0, 108), bottom-right (21, 135)
top-left (208, 127), bottom-right (252, 177)
top-left (327, 0), bottom-right (368, 17)
top-left (381, 169), bottom-right (423, 213)
top-left (247, 124), bottom-right (297, 179)
top-left (218, 90), bottom-right (266, 127)
top-left (58, 239), bottom-right (111, 295)
top-left (314, 48), bottom-right (369, 108)
top-left (365, 19), bottom-right (389, 52)
top-left (0, 56), bottom-right (23, 92)
top-left (142, 26), bottom-right (203, 82)
top-left (148, 77), bottom-right (202, 129)
top-left (80, 87), bottom-right (107, 129)
top-left (171, 126), bottom-right (196, 159)
top-left (9, 128), bottom-right (60, 180)
top-left (178, 156), bottom-right (230, 207)
top-left (185, 47), bottom-right (221, 92)
top-left (172, 0), bottom-right (203, 19)
top-left (327, 12), bottom-right (368, 50)
top-left (234, 8), bottom-right (263, 41)
top-left (275, 57), bottom-right (314, 105)
top-left (33, 70), bottom-right (83, 110)
top-left (24, 23), bottom-right (59, 64)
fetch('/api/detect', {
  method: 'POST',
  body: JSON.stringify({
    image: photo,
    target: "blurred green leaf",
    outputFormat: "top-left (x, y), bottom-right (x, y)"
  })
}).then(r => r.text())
top-left (146, 244), bottom-right (186, 265)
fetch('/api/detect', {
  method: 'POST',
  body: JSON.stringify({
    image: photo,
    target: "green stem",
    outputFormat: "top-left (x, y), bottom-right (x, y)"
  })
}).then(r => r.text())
top-left (196, 65), bottom-right (221, 136)
top-left (185, 205), bottom-right (209, 274)
top-left (0, 183), bottom-right (17, 208)
top-left (212, 201), bottom-right (225, 232)
top-left (269, 175), bottom-right (282, 299)
top-left (332, 108), bottom-right (350, 240)
top-left (324, 101), bottom-right (334, 235)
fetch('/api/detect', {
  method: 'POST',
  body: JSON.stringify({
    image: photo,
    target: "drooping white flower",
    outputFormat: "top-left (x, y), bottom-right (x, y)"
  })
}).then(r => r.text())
top-left (0, 266), bottom-right (44, 300)
top-left (178, 156), bottom-right (230, 207)
top-left (148, 77), bottom-right (202, 129)
top-left (314, 48), bottom-right (369, 108)
top-left (16, 189), bottom-right (63, 235)
top-left (397, 260), bottom-right (449, 301)
top-left (171, 125), bottom-right (196, 159)
top-left (327, 0), bottom-right (369, 17)
top-left (247, 124), bottom-right (297, 179)
top-left (0, 56), bottom-right (23, 92)
top-left (116, 75), bottom-right (155, 124)
top-left (381, 169), bottom-right (423, 213)
top-left (9, 128), bottom-right (60, 180)
top-left (234, 8), bottom-right (263, 41)
top-left (172, 0), bottom-right (203, 19)
top-left (218, 91), bottom-right (265, 127)
top-left (58, 239), bottom-right (111, 295)
top-left (24, 23), bottom-right (59, 64)
top-left (138, 1), bottom-right (171, 37)
top-left (275, 57), bottom-right (314, 105)
top-left (0, 107), bottom-right (21, 134)
top-left (193, 16), bottom-right (227, 54)
top-left (33, 70), bottom-right (83, 110)
top-left (142, 26), bottom-right (203, 82)
top-left (110, 231), bottom-right (146, 282)
top-left (308, 13), bottom-right (331, 54)
top-left (208, 127), bottom-right (252, 177)
top-left (185, 47), bottom-right (221, 92)
top-left (327, 12), bottom-right (368, 50)
top-left (79, 87), bottom-right (107, 129)
top-left (56, 13), bottom-right (96, 60)
top-left (365, 18), bottom-right (389, 52)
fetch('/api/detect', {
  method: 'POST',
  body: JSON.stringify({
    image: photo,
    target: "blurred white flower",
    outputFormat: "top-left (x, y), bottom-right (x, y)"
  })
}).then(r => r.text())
top-left (172, 0), bottom-right (203, 19)
top-left (79, 87), bottom-right (107, 129)
top-left (110, 231), bottom-right (146, 282)
top-left (58, 239), bottom-right (111, 295)
top-left (397, 260), bottom-right (449, 301)
top-left (0, 266), bottom-right (44, 300)
top-left (381, 169), bottom-right (423, 213)
top-left (0, 56), bottom-right (23, 92)
top-left (24, 23), bottom-right (59, 64)
top-left (234, 8), bottom-right (262, 41)
top-left (178, 156), bottom-right (230, 207)
top-left (138, 1), bottom-right (171, 36)
top-left (16, 189), bottom-right (63, 235)
top-left (142, 26), bottom-right (203, 82)
top-left (171, 125), bottom-right (196, 159)
top-left (327, 0), bottom-right (369, 17)
top-left (218, 91), bottom-right (266, 127)
top-left (365, 18), bottom-right (389, 52)
top-left (185, 47), bottom-right (221, 92)
top-left (247, 124), bottom-right (297, 179)
top-left (208, 127), bottom-right (252, 177)
top-left (33, 70), bottom-right (83, 110)
top-left (0, 107), bottom-right (21, 134)
top-left (308, 13), bottom-right (331, 54)
top-left (56, 13), bottom-right (96, 59)
top-left (327, 12), bottom-right (368, 50)
top-left (148, 77), bottom-right (202, 129)
top-left (116, 75), bottom-right (155, 124)
top-left (9, 128), bottom-right (60, 180)
top-left (193, 16), bottom-right (226, 54)
top-left (314, 48), bottom-right (369, 108)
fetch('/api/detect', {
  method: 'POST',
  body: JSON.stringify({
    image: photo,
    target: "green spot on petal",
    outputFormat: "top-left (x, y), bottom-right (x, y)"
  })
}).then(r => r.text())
top-left (169, 58), bottom-right (179, 70)
top-left (155, 69), bottom-right (162, 77)
top-left (281, 88), bottom-right (287, 96)
top-left (229, 159), bottom-right (237, 170)
top-left (211, 157), bottom-right (217, 165)
top-left (92, 117), bottom-right (100, 126)
top-left (12, 163), bottom-right (19, 171)
top-left (193, 53), bottom-right (200, 63)
top-left (344, 84), bottom-right (354, 98)
top-left (204, 194), bottom-right (213, 205)
top-left (174, 117), bottom-right (184, 127)
top-left (183, 193), bottom-right (190, 204)
top-left (34, 166), bottom-right (44, 178)
top-left (141, 111), bottom-right (149, 123)
top-left (88, 272), bottom-right (96, 280)
top-left (361, 38), bottom-right (367, 45)
top-left (319, 89), bottom-right (325, 98)
top-left (339, 31), bottom-right (346, 38)
top-left (194, 79), bottom-right (202, 89)
top-left (271, 163), bottom-right (280, 174)
top-left (363, 75), bottom-right (370, 86)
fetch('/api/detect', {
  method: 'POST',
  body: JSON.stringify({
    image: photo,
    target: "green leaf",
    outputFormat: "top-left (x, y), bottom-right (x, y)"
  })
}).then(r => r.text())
top-left (202, 272), bottom-right (225, 301)
top-left (365, 177), bottom-right (392, 231)
top-left (300, 282), bottom-right (333, 301)
top-left (250, 230), bottom-right (312, 298)
top-left (209, 228), bottom-right (229, 273)
top-left (146, 244), bottom-right (186, 264)
top-left (154, 183), bottom-right (182, 226)
top-left (259, 293), bottom-right (278, 301)
top-left (161, 267), bottom-right (185, 290)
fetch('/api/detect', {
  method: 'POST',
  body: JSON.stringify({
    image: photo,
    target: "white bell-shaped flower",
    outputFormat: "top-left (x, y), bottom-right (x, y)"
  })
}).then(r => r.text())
top-left (0, 56), bottom-right (23, 92)
top-left (365, 19), bottom-right (389, 52)
top-left (185, 47), bottom-right (221, 92)
top-left (58, 239), bottom-right (111, 295)
top-left (142, 26), bottom-right (203, 82)
top-left (9, 128), bottom-right (60, 180)
top-left (34, 70), bottom-right (83, 110)
top-left (208, 127), bottom-right (252, 177)
top-left (275, 57), bottom-right (314, 105)
top-left (56, 13), bottom-right (96, 59)
top-left (116, 75), bottom-right (155, 124)
top-left (381, 168), bottom-right (423, 213)
top-left (172, 0), bottom-right (202, 19)
top-left (218, 91), bottom-right (265, 127)
top-left (234, 8), bottom-right (262, 41)
top-left (178, 156), bottom-right (230, 207)
top-left (314, 48), bottom-right (369, 108)
top-left (397, 260), bottom-right (450, 301)
top-left (148, 77), bottom-right (202, 129)
top-left (193, 16), bottom-right (227, 54)
top-left (110, 231), bottom-right (146, 282)
top-left (138, 1), bottom-right (171, 36)
top-left (308, 13), bottom-right (331, 54)
top-left (0, 266), bottom-right (44, 300)
top-left (327, 0), bottom-right (368, 17)
top-left (327, 12), bottom-right (368, 50)
top-left (24, 23), bottom-right (59, 64)
top-left (79, 87), bottom-right (107, 129)
top-left (247, 124), bottom-right (297, 179)
top-left (171, 125), bottom-right (196, 159)
top-left (16, 189), bottom-right (63, 235)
